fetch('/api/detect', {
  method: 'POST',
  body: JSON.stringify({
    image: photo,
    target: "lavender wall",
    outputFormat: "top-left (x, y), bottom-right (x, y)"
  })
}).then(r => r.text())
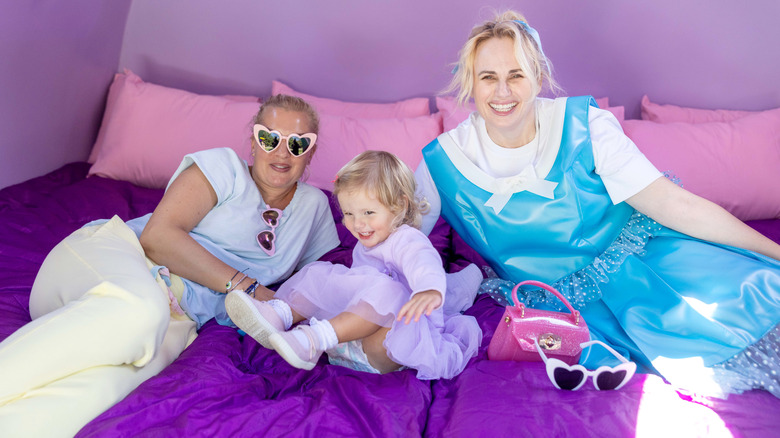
top-left (0, 0), bottom-right (132, 189)
top-left (119, 0), bottom-right (780, 115)
top-left (2, 0), bottom-right (778, 189)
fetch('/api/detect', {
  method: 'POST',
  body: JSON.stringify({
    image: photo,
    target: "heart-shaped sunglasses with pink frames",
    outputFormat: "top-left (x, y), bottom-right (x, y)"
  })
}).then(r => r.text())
top-left (253, 124), bottom-right (317, 157)
top-left (257, 205), bottom-right (282, 256)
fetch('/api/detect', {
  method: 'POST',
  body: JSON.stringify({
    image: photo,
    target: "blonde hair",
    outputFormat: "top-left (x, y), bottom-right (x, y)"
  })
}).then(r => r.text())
top-left (252, 94), bottom-right (320, 134)
top-left (443, 10), bottom-right (561, 106)
top-left (333, 151), bottom-right (426, 230)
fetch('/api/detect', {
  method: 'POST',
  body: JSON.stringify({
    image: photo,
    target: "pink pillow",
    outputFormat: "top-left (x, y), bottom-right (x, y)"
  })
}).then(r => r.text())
top-left (306, 112), bottom-right (443, 191)
top-left (434, 97), bottom-right (473, 132)
top-left (435, 96), bottom-right (619, 132)
top-left (271, 80), bottom-right (430, 119)
top-left (622, 108), bottom-right (780, 220)
top-left (640, 95), bottom-right (757, 124)
top-left (88, 71), bottom-right (261, 188)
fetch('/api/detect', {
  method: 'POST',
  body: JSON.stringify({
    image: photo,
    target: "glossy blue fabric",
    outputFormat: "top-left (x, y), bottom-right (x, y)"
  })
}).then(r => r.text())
top-left (422, 96), bottom-right (780, 378)
top-left (425, 96), bottom-right (634, 285)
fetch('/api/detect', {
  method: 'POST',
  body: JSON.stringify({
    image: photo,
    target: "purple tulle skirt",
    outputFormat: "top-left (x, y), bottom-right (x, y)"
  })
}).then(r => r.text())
top-left (276, 261), bottom-right (482, 379)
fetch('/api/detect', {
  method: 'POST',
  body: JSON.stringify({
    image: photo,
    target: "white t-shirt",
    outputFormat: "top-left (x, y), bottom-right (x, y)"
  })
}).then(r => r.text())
top-left (126, 147), bottom-right (339, 327)
top-left (416, 97), bottom-right (662, 235)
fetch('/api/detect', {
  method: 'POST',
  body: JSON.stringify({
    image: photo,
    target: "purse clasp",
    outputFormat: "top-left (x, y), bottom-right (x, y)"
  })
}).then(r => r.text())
top-left (538, 333), bottom-right (562, 350)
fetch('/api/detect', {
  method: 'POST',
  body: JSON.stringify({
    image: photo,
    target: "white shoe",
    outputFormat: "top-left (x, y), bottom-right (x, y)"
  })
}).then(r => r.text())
top-left (225, 291), bottom-right (284, 349)
top-left (268, 325), bottom-right (323, 371)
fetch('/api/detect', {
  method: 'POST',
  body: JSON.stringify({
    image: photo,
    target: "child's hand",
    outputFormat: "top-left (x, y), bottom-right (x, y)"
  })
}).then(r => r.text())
top-left (397, 290), bottom-right (443, 324)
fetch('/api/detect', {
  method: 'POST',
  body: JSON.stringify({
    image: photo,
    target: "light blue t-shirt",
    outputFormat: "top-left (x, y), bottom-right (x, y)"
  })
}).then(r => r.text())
top-left (126, 147), bottom-right (340, 328)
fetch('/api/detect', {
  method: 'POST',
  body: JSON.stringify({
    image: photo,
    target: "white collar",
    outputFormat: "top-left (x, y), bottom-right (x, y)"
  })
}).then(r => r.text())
top-left (438, 98), bottom-right (567, 213)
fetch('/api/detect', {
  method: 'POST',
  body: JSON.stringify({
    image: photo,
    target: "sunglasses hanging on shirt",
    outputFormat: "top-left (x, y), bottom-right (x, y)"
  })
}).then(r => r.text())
top-left (257, 204), bottom-right (282, 256)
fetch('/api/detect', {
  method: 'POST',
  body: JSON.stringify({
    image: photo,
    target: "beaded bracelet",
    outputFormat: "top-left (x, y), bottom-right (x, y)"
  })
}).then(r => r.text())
top-left (244, 281), bottom-right (259, 298)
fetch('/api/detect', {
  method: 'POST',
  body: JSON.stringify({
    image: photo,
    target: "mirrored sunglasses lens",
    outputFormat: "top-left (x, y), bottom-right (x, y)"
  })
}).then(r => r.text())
top-left (257, 231), bottom-right (275, 251)
top-left (286, 136), bottom-right (311, 156)
top-left (553, 367), bottom-right (585, 390)
top-left (594, 370), bottom-right (628, 390)
top-left (262, 209), bottom-right (280, 227)
top-left (258, 130), bottom-right (280, 152)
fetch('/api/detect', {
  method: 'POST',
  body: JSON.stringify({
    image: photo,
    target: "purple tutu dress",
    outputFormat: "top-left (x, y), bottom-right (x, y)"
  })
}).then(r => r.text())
top-left (275, 225), bottom-right (482, 379)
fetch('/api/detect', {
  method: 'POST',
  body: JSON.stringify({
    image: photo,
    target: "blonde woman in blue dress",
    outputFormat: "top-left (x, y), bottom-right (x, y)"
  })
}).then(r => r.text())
top-left (227, 151), bottom-right (482, 379)
top-left (415, 10), bottom-right (780, 397)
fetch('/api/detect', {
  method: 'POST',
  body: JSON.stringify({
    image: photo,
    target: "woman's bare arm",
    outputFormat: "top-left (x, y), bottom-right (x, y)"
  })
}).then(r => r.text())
top-left (139, 165), bottom-right (271, 297)
top-left (626, 177), bottom-right (780, 261)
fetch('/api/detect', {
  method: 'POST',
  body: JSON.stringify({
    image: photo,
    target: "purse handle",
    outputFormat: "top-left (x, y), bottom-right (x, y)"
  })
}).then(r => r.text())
top-left (511, 280), bottom-right (582, 325)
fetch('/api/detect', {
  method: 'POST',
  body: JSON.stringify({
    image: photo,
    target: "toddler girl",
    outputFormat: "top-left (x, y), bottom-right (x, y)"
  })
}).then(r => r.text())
top-left (226, 151), bottom-right (482, 379)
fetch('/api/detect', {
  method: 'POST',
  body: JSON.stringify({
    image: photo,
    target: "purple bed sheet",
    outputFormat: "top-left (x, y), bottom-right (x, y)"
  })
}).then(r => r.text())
top-left (2, 162), bottom-right (779, 437)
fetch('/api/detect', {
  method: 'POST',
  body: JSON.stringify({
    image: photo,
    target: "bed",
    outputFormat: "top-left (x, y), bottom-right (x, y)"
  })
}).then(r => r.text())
top-left (2, 73), bottom-right (779, 437)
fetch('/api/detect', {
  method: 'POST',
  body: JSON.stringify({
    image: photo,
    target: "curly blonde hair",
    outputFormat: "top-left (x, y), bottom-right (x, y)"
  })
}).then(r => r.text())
top-left (333, 151), bottom-right (427, 230)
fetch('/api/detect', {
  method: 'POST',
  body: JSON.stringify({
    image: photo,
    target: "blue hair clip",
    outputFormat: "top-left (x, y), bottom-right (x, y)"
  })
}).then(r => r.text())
top-left (514, 20), bottom-right (551, 76)
top-left (514, 21), bottom-right (544, 56)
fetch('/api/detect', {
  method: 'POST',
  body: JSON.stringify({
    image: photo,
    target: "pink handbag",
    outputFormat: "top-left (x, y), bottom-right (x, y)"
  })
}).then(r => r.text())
top-left (487, 280), bottom-right (589, 365)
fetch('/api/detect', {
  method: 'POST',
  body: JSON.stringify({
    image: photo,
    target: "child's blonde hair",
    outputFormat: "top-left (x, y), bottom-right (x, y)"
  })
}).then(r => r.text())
top-left (333, 151), bottom-right (426, 230)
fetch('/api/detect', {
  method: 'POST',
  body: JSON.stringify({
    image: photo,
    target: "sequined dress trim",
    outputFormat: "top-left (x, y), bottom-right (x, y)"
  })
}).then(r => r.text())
top-left (479, 209), bottom-right (662, 310)
top-left (712, 323), bottom-right (780, 398)
top-left (478, 208), bottom-right (780, 399)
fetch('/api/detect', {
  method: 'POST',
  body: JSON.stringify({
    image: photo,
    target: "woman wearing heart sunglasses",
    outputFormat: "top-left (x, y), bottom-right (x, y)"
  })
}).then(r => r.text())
top-left (0, 94), bottom-right (339, 436)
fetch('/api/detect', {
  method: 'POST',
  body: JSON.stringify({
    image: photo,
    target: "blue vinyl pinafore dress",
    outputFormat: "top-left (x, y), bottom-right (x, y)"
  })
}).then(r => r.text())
top-left (422, 96), bottom-right (780, 395)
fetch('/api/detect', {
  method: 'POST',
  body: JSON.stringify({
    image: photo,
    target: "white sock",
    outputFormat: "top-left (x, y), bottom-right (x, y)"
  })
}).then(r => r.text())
top-left (291, 318), bottom-right (338, 351)
top-left (311, 318), bottom-right (339, 349)
top-left (267, 299), bottom-right (293, 330)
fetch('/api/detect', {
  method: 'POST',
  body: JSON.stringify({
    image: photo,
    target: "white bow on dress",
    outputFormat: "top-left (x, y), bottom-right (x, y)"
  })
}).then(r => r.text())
top-left (484, 165), bottom-right (557, 214)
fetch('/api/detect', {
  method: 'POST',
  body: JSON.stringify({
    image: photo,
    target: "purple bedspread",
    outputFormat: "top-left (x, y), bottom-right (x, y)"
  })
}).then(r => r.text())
top-left (2, 163), bottom-right (779, 437)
